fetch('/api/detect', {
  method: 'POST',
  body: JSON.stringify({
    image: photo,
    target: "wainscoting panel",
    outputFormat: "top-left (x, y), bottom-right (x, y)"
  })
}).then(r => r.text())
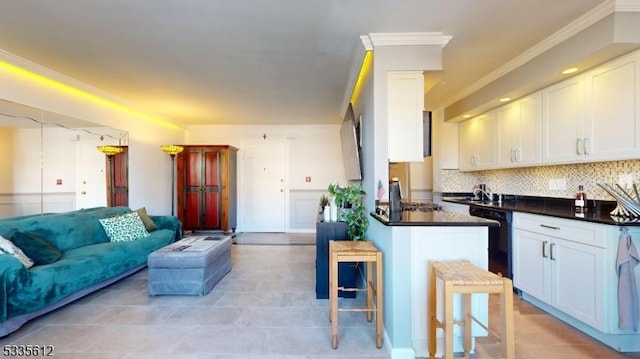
top-left (0, 192), bottom-right (75, 218)
top-left (289, 189), bottom-right (325, 233)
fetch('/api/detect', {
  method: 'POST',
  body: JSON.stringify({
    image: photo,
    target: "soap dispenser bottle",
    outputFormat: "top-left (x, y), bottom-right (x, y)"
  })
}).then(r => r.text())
top-left (575, 185), bottom-right (587, 214)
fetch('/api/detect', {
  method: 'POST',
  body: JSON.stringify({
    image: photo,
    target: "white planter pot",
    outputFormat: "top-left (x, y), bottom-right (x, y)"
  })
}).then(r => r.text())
top-left (323, 206), bottom-right (330, 222)
top-left (330, 200), bottom-right (338, 222)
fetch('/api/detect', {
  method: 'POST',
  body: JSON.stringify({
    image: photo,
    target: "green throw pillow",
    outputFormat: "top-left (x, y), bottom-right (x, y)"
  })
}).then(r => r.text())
top-left (99, 212), bottom-right (150, 242)
top-left (0, 235), bottom-right (34, 268)
top-left (134, 207), bottom-right (158, 232)
top-left (10, 231), bottom-right (62, 265)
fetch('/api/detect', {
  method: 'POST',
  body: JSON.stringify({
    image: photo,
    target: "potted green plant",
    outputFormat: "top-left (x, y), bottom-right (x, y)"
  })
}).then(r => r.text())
top-left (327, 183), bottom-right (369, 240)
top-left (346, 199), bottom-right (369, 241)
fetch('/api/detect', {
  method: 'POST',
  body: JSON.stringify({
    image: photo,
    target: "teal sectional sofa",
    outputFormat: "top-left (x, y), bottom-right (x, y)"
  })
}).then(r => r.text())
top-left (0, 206), bottom-right (181, 337)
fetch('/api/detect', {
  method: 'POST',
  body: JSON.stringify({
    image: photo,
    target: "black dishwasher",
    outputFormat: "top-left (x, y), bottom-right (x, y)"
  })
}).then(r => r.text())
top-left (469, 205), bottom-right (513, 279)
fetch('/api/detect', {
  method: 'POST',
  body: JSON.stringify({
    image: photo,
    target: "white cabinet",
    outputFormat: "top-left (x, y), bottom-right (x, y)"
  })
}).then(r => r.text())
top-left (455, 50), bottom-right (640, 170)
top-left (542, 75), bottom-right (585, 163)
top-left (543, 51), bottom-right (640, 164)
top-left (496, 92), bottom-right (542, 167)
top-left (512, 229), bottom-right (549, 301)
top-left (513, 213), bottom-right (606, 331)
top-left (583, 54), bottom-right (640, 161)
top-left (458, 111), bottom-right (495, 171)
top-left (550, 238), bottom-right (605, 329)
top-left (388, 71), bottom-right (424, 162)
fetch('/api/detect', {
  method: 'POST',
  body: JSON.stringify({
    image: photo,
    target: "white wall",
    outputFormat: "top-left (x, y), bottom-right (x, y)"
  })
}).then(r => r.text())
top-left (0, 50), bottom-right (184, 215)
top-left (186, 124), bottom-right (346, 231)
top-left (186, 124), bottom-right (345, 189)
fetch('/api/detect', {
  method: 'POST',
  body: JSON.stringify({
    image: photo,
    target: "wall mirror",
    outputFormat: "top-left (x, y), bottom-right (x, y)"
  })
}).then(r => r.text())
top-left (0, 98), bottom-right (128, 219)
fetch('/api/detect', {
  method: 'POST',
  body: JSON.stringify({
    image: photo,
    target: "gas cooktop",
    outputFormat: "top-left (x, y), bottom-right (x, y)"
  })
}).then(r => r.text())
top-left (401, 201), bottom-right (442, 212)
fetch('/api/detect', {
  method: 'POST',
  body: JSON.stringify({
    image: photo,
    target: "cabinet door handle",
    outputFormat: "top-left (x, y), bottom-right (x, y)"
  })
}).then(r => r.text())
top-left (584, 137), bottom-right (590, 155)
top-left (515, 148), bottom-right (520, 162)
top-left (576, 138), bottom-right (583, 155)
top-left (542, 240), bottom-right (548, 258)
top-left (540, 224), bottom-right (560, 230)
top-left (550, 243), bottom-right (556, 260)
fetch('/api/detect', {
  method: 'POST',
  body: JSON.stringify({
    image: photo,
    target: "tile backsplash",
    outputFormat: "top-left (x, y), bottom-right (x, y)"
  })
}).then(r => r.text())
top-left (440, 159), bottom-right (640, 200)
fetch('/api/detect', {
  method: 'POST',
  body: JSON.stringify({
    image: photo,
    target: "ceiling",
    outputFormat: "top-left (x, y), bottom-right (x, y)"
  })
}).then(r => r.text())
top-left (0, 0), bottom-right (607, 126)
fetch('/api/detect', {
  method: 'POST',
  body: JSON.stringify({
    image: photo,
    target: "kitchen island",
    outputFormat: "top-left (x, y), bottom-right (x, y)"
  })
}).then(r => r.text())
top-left (368, 208), bottom-right (498, 358)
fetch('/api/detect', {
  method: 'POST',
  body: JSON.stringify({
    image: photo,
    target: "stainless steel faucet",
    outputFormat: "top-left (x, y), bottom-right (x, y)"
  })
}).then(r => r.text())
top-left (473, 185), bottom-right (493, 202)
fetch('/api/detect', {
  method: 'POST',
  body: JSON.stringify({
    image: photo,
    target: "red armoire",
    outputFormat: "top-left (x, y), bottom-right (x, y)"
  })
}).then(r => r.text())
top-left (176, 145), bottom-right (237, 234)
top-left (106, 147), bottom-right (128, 207)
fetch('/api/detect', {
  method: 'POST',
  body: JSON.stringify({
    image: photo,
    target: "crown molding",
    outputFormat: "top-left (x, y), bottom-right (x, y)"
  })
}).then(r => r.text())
top-left (360, 35), bottom-right (373, 51)
top-left (340, 37), bottom-right (370, 117)
top-left (367, 32), bottom-right (452, 47)
top-left (0, 48), bottom-right (184, 129)
top-left (616, 0), bottom-right (640, 11)
top-left (446, 0), bottom-right (623, 107)
top-left (0, 48), bottom-right (122, 104)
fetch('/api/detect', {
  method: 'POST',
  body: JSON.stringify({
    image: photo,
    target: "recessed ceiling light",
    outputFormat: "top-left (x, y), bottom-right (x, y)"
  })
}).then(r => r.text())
top-left (561, 67), bottom-right (578, 75)
top-left (463, 114), bottom-right (471, 119)
top-left (499, 97), bottom-right (511, 103)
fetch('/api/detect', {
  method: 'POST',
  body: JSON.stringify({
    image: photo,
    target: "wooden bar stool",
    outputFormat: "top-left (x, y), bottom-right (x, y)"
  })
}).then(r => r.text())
top-left (428, 260), bottom-right (515, 359)
top-left (329, 240), bottom-right (383, 349)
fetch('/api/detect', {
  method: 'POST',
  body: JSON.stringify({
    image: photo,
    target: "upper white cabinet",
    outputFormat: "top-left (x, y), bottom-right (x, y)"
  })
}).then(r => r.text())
top-left (458, 49), bottom-right (640, 170)
top-left (542, 75), bottom-right (586, 163)
top-left (543, 52), bottom-right (640, 164)
top-left (583, 54), bottom-right (640, 161)
top-left (388, 71), bottom-right (424, 162)
top-left (459, 111), bottom-right (495, 171)
top-left (496, 92), bottom-right (542, 167)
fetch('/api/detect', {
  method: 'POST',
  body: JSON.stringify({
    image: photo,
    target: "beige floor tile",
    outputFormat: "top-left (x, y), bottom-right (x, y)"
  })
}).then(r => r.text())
top-left (165, 306), bottom-right (244, 326)
top-left (3, 236), bottom-right (639, 358)
top-left (172, 326), bottom-right (269, 355)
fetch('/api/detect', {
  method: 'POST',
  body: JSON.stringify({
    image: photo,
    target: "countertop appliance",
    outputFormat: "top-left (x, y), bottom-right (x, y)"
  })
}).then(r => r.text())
top-left (469, 205), bottom-right (513, 279)
top-left (389, 179), bottom-right (402, 213)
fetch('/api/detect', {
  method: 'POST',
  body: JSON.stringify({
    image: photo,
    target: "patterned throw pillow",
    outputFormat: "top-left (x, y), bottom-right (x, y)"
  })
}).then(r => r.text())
top-left (0, 235), bottom-right (34, 268)
top-left (99, 212), bottom-right (150, 242)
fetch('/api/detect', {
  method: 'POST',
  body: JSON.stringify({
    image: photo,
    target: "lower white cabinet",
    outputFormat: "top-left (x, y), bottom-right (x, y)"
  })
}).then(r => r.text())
top-left (513, 212), bottom-right (640, 351)
top-left (513, 213), bottom-right (606, 331)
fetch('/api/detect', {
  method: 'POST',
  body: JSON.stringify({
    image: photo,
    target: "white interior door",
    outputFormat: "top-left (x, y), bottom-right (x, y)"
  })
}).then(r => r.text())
top-left (242, 138), bottom-right (286, 232)
top-left (76, 137), bottom-right (108, 209)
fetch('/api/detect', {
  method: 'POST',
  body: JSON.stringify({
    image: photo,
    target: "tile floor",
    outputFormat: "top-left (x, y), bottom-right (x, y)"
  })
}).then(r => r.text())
top-left (1, 237), bottom-right (640, 358)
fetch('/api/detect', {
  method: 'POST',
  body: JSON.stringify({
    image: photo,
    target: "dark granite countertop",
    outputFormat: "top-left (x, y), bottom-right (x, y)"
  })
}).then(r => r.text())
top-left (442, 194), bottom-right (640, 226)
top-left (370, 210), bottom-right (500, 227)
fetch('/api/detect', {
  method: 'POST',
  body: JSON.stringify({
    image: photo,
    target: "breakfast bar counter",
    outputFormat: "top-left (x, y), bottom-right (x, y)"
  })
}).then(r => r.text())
top-left (367, 207), bottom-right (498, 358)
top-left (370, 209), bottom-right (499, 227)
